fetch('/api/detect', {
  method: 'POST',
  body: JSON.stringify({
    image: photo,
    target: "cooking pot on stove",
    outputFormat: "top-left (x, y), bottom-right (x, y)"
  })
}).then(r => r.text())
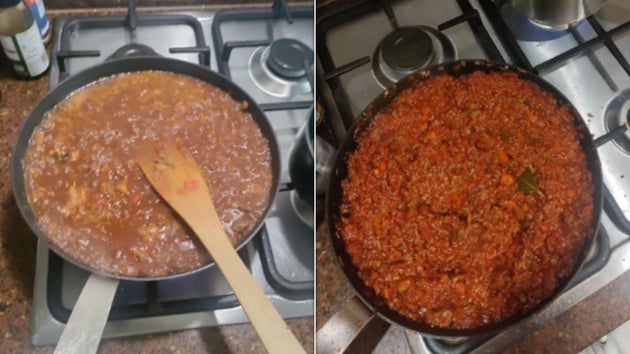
top-left (507, 0), bottom-right (608, 29)
top-left (288, 106), bottom-right (314, 209)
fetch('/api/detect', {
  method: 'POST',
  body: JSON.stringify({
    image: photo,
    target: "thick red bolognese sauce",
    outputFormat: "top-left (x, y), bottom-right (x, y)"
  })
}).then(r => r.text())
top-left (337, 71), bottom-right (594, 329)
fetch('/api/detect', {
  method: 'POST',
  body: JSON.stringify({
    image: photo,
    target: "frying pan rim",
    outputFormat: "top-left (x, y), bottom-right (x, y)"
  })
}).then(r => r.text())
top-left (10, 56), bottom-right (282, 282)
top-left (325, 59), bottom-right (604, 338)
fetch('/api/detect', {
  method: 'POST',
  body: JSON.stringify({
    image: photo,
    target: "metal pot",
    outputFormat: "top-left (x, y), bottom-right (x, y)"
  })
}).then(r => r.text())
top-left (288, 106), bottom-right (315, 209)
top-left (507, 0), bottom-right (608, 29)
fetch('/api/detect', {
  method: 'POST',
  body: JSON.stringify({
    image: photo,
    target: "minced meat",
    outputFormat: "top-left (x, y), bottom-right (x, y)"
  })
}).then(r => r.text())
top-left (337, 70), bottom-right (594, 329)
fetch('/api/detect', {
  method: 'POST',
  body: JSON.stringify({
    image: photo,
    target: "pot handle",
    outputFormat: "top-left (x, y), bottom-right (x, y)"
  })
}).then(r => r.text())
top-left (54, 274), bottom-right (120, 354)
top-left (316, 296), bottom-right (391, 353)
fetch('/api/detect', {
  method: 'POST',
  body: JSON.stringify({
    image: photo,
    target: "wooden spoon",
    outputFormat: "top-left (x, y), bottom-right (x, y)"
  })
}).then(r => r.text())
top-left (135, 143), bottom-right (305, 354)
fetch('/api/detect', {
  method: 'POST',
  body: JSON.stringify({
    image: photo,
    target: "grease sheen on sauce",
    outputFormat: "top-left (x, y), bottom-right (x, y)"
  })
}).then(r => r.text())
top-left (23, 71), bottom-right (273, 277)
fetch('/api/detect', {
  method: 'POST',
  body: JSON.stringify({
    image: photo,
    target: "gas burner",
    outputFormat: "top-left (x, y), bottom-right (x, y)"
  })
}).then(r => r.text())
top-left (107, 43), bottom-right (158, 60)
top-left (268, 39), bottom-right (313, 78)
top-left (249, 39), bottom-right (313, 98)
top-left (372, 26), bottom-right (455, 87)
top-left (604, 89), bottom-right (630, 154)
top-left (382, 27), bottom-right (433, 71)
top-left (290, 190), bottom-right (313, 229)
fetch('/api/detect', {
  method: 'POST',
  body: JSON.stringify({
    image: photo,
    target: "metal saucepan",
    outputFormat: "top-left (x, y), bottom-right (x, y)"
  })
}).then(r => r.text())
top-left (320, 60), bottom-right (603, 350)
top-left (10, 57), bottom-right (280, 353)
top-left (288, 106), bottom-right (315, 226)
top-left (507, 0), bottom-right (608, 29)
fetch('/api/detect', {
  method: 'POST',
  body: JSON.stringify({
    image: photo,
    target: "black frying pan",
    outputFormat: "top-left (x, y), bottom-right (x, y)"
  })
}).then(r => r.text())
top-left (326, 60), bottom-right (603, 338)
top-left (11, 56), bottom-right (281, 280)
top-left (10, 57), bottom-right (281, 351)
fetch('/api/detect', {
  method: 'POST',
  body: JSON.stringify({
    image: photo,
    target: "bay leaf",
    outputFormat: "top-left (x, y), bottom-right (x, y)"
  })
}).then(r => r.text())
top-left (518, 167), bottom-right (544, 197)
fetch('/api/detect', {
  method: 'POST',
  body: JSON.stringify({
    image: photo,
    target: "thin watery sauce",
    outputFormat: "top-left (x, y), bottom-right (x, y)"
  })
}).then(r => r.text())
top-left (23, 71), bottom-right (273, 277)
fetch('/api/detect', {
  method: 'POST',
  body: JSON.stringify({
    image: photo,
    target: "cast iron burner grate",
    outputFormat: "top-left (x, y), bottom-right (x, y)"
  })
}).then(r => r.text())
top-left (212, 6), bottom-right (314, 112)
top-left (479, 0), bottom-right (630, 76)
top-left (46, 223), bottom-right (312, 323)
top-left (317, 0), bottom-right (504, 130)
top-left (52, 1), bottom-right (210, 86)
top-left (480, 0), bottom-right (630, 241)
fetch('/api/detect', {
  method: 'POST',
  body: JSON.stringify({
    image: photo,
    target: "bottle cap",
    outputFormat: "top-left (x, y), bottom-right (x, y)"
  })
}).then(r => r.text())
top-left (0, 0), bottom-right (21, 8)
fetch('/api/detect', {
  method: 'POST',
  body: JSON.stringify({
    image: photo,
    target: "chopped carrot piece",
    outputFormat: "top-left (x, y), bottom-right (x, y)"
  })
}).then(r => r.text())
top-left (500, 173), bottom-right (516, 186)
top-left (115, 181), bottom-right (129, 195)
top-left (496, 150), bottom-right (510, 164)
top-left (501, 200), bottom-right (516, 209)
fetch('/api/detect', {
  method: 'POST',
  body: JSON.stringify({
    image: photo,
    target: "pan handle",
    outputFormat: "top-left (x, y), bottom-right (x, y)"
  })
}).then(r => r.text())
top-left (54, 274), bottom-right (119, 354)
top-left (316, 296), bottom-right (391, 353)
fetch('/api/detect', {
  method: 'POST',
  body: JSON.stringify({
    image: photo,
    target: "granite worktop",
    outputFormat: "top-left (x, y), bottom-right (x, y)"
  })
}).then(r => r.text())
top-left (0, 2), bottom-right (313, 353)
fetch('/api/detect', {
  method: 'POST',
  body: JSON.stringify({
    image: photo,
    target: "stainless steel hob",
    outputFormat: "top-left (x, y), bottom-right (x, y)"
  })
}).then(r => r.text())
top-left (31, 1), bottom-right (314, 346)
top-left (317, 0), bottom-right (630, 352)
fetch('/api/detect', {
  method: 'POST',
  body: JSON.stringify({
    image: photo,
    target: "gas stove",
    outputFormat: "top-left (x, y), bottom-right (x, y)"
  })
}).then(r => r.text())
top-left (316, 0), bottom-right (630, 352)
top-left (30, 1), bottom-right (314, 346)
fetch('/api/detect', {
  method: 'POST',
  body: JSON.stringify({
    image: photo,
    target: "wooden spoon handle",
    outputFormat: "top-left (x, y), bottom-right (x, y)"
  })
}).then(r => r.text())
top-left (135, 144), bottom-right (305, 354)
top-left (181, 189), bottom-right (305, 354)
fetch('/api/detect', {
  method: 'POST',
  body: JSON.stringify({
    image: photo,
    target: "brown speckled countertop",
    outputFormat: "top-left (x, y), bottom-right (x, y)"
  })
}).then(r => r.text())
top-left (0, 3), bottom-right (313, 354)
